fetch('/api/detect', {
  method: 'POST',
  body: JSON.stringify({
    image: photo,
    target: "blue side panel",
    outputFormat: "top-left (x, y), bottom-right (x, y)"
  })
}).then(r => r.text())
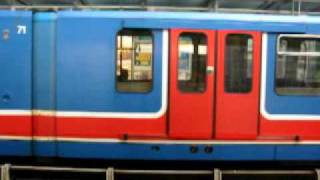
top-left (265, 34), bottom-right (320, 115)
top-left (57, 142), bottom-right (319, 161)
top-left (0, 140), bottom-right (31, 156)
top-left (56, 13), bottom-right (162, 112)
top-left (276, 145), bottom-right (320, 160)
top-left (58, 142), bottom-right (275, 161)
top-left (306, 24), bottom-right (320, 34)
top-left (33, 141), bottom-right (57, 157)
top-left (0, 10), bottom-right (32, 110)
top-left (2, 139), bottom-right (320, 161)
top-left (33, 12), bottom-right (57, 110)
top-left (58, 11), bottom-right (307, 33)
top-left (32, 12), bottom-right (57, 157)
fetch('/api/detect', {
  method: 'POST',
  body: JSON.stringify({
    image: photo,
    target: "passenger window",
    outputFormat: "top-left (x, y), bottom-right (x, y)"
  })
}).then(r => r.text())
top-left (116, 29), bottom-right (153, 93)
top-left (276, 35), bottom-right (320, 96)
top-left (178, 33), bottom-right (207, 92)
top-left (225, 34), bottom-right (253, 93)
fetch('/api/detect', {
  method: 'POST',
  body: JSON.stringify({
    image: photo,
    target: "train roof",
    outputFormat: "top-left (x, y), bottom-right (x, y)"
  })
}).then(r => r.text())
top-left (2, 9), bottom-right (320, 33)
top-left (2, 0), bottom-right (320, 33)
top-left (53, 10), bottom-right (320, 23)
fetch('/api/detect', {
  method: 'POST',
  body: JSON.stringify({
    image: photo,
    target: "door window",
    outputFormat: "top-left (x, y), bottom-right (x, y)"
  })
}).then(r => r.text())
top-left (178, 33), bottom-right (207, 93)
top-left (224, 34), bottom-right (253, 93)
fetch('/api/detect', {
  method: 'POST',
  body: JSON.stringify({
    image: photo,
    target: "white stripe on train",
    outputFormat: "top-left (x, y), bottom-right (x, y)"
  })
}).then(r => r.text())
top-left (1, 135), bottom-right (320, 144)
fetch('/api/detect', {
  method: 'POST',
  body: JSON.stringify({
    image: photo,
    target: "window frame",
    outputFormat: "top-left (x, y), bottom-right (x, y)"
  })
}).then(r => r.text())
top-left (177, 32), bottom-right (208, 94)
top-left (115, 28), bottom-right (155, 94)
top-left (224, 33), bottom-right (254, 94)
top-left (275, 34), bottom-right (320, 97)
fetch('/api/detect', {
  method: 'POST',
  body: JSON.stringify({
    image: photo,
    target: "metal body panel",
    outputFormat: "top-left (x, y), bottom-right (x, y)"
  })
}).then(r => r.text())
top-left (260, 33), bottom-right (320, 139)
top-left (215, 30), bottom-right (261, 140)
top-left (3, 139), bottom-right (320, 161)
top-left (32, 12), bottom-right (57, 157)
top-left (0, 10), bottom-right (32, 110)
top-left (169, 29), bottom-right (215, 139)
top-left (33, 12), bottom-right (57, 111)
top-left (265, 34), bottom-right (320, 115)
top-left (0, 10), bottom-right (32, 156)
top-left (56, 14), bottom-right (163, 113)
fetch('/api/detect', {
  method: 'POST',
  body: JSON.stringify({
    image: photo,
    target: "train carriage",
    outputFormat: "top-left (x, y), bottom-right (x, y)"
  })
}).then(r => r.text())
top-left (1, 0), bottom-right (320, 167)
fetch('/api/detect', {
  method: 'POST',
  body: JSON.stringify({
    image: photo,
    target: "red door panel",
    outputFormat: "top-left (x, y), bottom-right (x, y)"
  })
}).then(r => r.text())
top-left (215, 30), bottom-right (261, 139)
top-left (169, 29), bottom-right (215, 139)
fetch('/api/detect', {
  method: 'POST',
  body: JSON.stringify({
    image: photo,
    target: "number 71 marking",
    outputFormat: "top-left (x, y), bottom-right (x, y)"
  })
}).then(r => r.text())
top-left (17, 25), bottom-right (27, 34)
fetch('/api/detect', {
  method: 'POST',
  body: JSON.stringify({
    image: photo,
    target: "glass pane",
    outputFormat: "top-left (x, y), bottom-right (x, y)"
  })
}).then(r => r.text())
top-left (225, 34), bottom-right (253, 93)
top-left (178, 33), bottom-right (207, 93)
top-left (279, 37), bottom-right (320, 53)
top-left (276, 55), bottom-right (320, 96)
top-left (116, 29), bottom-right (153, 93)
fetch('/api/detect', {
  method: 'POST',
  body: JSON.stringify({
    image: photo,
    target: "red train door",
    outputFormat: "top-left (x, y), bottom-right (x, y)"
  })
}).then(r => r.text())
top-left (169, 29), bottom-right (261, 140)
top-left (169, 29), bottom-right (215, 139)
top-left (215, 30), bottom-right (261, 139)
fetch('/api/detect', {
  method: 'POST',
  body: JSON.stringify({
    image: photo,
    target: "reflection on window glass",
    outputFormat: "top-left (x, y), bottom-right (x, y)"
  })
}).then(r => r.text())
top-left (279, 37), bottom-right (320, 53)
top-left (178, 33), bottom-right (207, 92)
top-left (276, 36), bottom-right (320, 96)
top-left (116, 29), bottom-right (153, 93)
top-left (225, 34), bottom-right (253, 93)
